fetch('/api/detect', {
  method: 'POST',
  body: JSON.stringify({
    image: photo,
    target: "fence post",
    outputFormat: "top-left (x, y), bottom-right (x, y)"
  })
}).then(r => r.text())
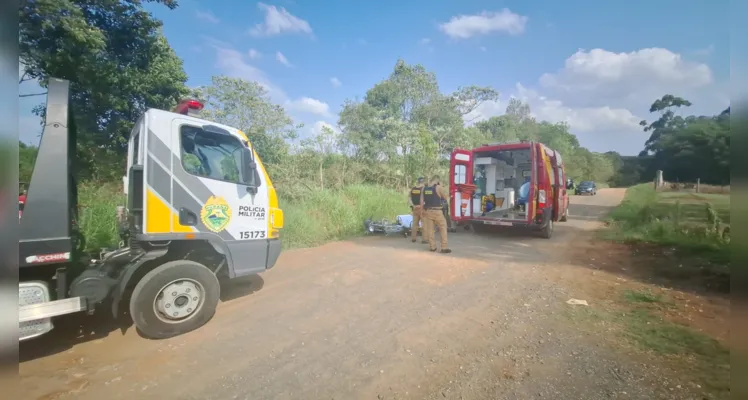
top-left (654, 170), bottom-right (664, 190)
top-left (696, 178), bottom-right (700, 193)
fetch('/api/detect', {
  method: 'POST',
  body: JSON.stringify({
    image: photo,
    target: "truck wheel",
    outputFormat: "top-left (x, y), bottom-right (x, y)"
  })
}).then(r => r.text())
top-left (129, 260), bottom-right (220, 340)
top-left (540, 219), bottom-right (553, 239)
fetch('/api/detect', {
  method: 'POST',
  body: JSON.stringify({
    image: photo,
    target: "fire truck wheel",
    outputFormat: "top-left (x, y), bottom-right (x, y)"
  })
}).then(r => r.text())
top-left (540, 219), bottom-right (553, 239)
top-left (129, 260), bottom-right (220, 340)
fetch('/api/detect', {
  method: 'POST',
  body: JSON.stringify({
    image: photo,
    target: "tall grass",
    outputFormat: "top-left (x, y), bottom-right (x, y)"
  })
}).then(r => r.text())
top-left (281, 184), bottom-right (408, 249)
top-left (76, 182), bottom-right (408, 252)
top-left (77, 181), bottom-right (123, 251)
top-left (662, 181), bottom-right (730, 194)
top-left (606, 184), bottom-right (730, 265)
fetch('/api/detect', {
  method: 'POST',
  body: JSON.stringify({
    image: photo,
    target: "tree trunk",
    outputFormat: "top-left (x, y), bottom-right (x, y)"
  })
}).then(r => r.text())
top-left (319, 162), bottom-right (324, 190)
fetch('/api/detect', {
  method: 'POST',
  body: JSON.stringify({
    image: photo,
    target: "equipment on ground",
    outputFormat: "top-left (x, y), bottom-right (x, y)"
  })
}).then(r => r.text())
top-left (364, 214), bottom-right (419, 237)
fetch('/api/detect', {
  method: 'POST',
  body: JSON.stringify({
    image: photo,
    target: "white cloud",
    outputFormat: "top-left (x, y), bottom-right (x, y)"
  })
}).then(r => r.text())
top-left (311, 120), bottom-right (339, 135)
top-left (439, 9), bottom-right (528, 39)
top-left (330, 77), bottom-right (342, 88)
top-left (692, 44), bottom-right (715, 57)
top-left (516, 84), bottom-right (641, 133)
top-left (195, 10), bottom-right (219, 24)
top-left (206, 41), bottom-right (339, 144)
top-left (249, 2), bottom-right (312, 37)
top-left (467, 84), bottom-right (640, 134)
top-left (418, 38), bottom-right (435, 53)
top-left (248, 49), bottom-right (262, 59)
top-left (276, 51), bottom-right (292, 67)
top-left (466, 87), bottom-right (645, 155)
top-left (464, 46), bottom-right (728, 155)
top-left (539, 48), bottom-right (713, 107)
top-left (207, 42), bottom-right (288, 103)
top-left (286, 97), bottom-right (331, 117)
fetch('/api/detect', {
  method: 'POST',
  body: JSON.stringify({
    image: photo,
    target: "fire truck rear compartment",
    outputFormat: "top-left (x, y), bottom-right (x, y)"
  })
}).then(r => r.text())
top-left (471, 148), bottom-right (532, 222)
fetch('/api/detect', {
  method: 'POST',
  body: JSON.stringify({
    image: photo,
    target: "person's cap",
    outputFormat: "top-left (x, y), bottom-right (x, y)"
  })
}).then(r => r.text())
top-left (417, 177), bottom-right (424, 183)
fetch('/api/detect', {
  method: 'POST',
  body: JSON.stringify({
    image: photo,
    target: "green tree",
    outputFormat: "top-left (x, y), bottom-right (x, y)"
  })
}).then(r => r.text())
top-left (19, 142), bottom-right (39, 183)
top-left (338, 59), bottom-right (497, 186)
top-left (192, 76), bottom-right (299, 165)
top-left (638, 95), bottom-right (729, 185)
top-left (639, 94), bottom-right (692, 155)
top-left (20, 0), bottom-right (189, 180)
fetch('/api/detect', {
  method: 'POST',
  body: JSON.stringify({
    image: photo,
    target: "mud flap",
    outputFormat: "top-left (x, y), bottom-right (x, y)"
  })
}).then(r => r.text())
top-left (538, 207), bottom-right (554, 239)
top-left (110, 248), bottom-right (168, 318)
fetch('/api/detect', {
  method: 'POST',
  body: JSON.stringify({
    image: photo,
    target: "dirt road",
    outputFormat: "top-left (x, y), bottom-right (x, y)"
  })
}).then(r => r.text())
top-left (21, 189), bottom-right (679, 400)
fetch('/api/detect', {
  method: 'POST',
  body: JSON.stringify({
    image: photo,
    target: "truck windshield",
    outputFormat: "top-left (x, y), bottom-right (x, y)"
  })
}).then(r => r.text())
top-left (180, 125), bottom-right (249, 184)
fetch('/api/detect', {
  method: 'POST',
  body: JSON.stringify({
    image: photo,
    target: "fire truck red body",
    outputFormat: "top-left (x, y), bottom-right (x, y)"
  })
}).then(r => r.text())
top-left (448, 141), bottom-right (569, 238)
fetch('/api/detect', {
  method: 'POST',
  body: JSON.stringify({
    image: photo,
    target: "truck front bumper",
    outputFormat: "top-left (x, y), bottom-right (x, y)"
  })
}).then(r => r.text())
top-left (266, 238), bottom-right (282, 270)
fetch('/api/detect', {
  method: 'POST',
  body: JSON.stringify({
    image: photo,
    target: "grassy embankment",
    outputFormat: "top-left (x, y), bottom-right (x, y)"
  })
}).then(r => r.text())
top-left (568, 183), bottom-right (731, 398)
top-left (77, 181), bottom-right (408, 252)
top-left (568, 286), bottom-right (730, 398)
top-left (604, 183), bottom-right (730, 265)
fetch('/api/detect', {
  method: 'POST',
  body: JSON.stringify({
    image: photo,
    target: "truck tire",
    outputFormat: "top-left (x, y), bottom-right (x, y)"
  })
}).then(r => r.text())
top-left (129, 260), bottom-right (220, 340)
top-left (540, 219), bottom-right (553, 239)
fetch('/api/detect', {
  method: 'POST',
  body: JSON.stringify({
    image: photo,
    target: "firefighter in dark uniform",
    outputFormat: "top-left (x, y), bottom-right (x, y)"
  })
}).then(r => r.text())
top-left (420, 175), bottom-right (451, 253)
top-left (408, 177), bottom-right (427, 243)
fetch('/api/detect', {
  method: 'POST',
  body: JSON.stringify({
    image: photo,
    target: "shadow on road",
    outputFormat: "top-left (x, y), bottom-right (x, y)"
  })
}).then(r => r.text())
top-left (351, 220), bottom-right (597, 266)
top-left (220, 274), bottom-right (264, 302)
top-left (19, 306), bottom-right (134, 363)
top-left (20, 274), bottom-right (265, 363)
top-left (567, 203), bottom-right (617, 221)
top-left (350, 196), bottom-right (622, 267)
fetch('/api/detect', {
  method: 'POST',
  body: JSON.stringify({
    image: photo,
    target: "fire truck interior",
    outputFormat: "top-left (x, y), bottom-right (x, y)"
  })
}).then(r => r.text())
top-left (471, 148), bottom-right (532, 221)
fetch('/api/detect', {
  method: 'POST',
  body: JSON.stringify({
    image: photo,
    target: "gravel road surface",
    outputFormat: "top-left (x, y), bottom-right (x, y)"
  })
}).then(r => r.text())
top-left (21, 189), bottom-right (682, 400)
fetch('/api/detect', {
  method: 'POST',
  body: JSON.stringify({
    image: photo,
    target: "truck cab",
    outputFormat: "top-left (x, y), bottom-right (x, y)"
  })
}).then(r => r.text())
top-left (449, 141), bottom-right (569, 238)
top-left (19, 78), bottom-right (284, 341)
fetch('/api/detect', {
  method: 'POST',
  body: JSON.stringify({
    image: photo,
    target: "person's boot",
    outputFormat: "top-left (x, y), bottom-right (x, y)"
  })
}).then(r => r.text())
top-left (429, 247), bottom-right (437, 252)
top-left (411, 238), bottom-right (417, 243)
top-left (421, 240), bottom-right (428, 244)
top-left (440, 248), bottom-right (452, 254)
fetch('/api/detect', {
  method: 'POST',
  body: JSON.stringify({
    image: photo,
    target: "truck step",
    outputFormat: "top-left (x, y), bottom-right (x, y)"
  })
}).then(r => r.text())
top-left (19, 282), bottom-right (87, 341)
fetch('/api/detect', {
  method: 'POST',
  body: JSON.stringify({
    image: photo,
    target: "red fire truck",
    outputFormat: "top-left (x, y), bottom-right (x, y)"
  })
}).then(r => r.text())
top-left (448, 141), bottom-right (570, 238)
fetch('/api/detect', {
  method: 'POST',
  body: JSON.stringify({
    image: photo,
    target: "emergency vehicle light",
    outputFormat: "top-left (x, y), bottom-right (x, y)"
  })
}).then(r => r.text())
top-left (173, 99), bottom-right (205, 115)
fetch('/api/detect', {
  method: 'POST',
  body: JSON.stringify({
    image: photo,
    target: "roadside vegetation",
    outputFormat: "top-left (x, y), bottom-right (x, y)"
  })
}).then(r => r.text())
top-left (566, 287), bottom-right (730, 398)
top-left (605, 183), bottom-right (730, 266)
top-left (74, 181), bottom-right (407, 251)
top-left (19, 0), bottom-right (729, 254)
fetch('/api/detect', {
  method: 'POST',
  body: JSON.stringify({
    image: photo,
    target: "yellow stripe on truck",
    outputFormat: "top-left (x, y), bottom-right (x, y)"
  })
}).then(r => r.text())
top-left (541, 150), bottom-right (554, 200)
top-left (146, 189), bottom-right (194, 233)
top-left (237, 130), bottom-right (284, 237)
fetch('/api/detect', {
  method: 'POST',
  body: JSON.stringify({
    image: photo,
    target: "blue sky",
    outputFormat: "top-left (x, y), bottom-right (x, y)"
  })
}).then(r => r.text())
top-left (20, 0), bottom-right (730, 155)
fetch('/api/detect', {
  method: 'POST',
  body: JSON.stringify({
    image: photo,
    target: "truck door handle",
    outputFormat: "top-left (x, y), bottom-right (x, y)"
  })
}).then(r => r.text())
top-left (179, 208), bottom-right (198, 226)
